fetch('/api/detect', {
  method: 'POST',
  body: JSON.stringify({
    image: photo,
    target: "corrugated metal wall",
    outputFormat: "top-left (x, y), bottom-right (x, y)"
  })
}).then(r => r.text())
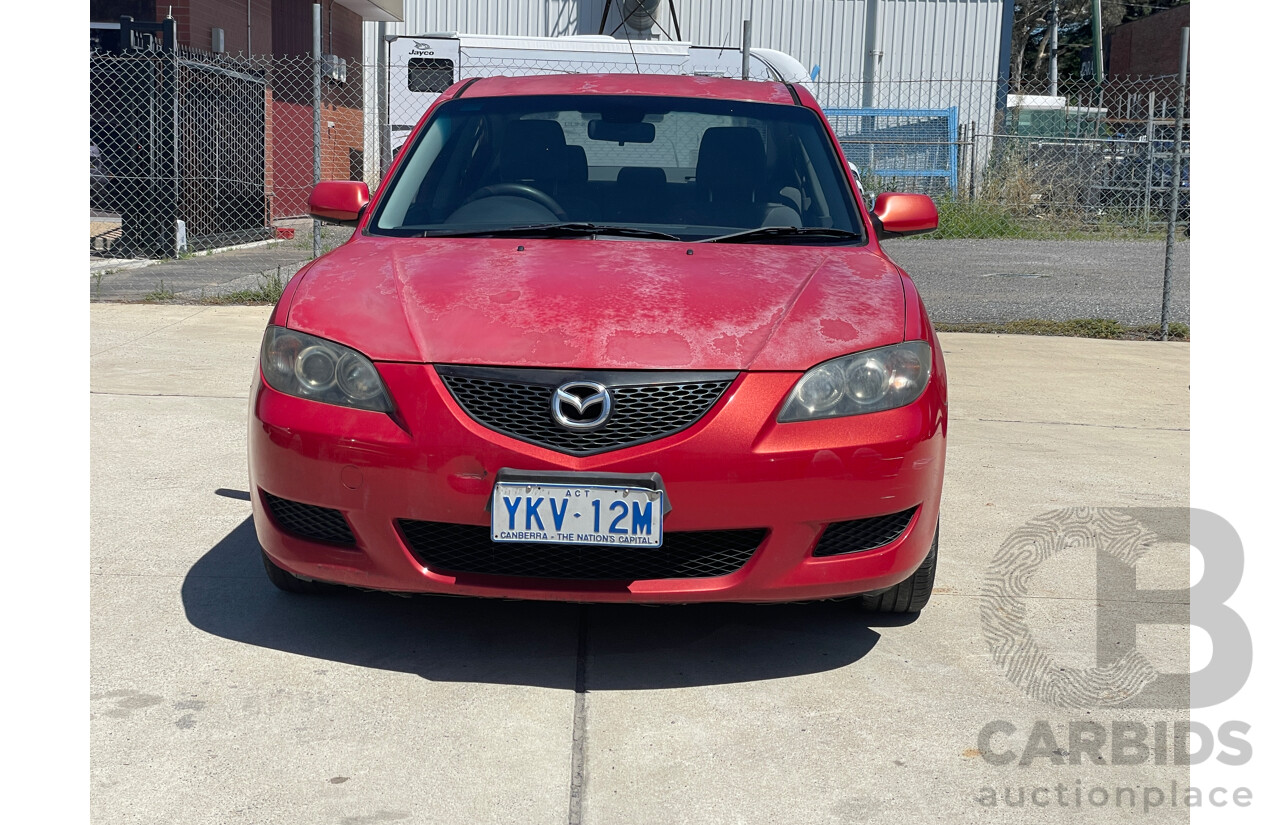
top-left (364, 1), bottom-right (1007, 85)
top-left (880, 0), bottom-right (1007, 82)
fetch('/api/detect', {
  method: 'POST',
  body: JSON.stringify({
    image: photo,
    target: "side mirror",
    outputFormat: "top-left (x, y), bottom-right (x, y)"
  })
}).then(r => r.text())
top-left (871, 193), bottom-right (938, 239)
top-left (308, 181), bottom-right (371, 225)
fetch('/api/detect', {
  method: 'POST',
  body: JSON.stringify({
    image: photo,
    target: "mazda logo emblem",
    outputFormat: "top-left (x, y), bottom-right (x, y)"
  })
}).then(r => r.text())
top-left (551, 381), bottom-right (611, 431)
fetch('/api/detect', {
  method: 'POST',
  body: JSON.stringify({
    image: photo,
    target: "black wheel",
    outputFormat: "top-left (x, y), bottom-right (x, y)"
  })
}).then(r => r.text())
top-left (856, 525), bottom-right (938, 614)
top-left (462, 183), bottom-right (567, 220)
top-left (261, 549), bottom-right (339, 594)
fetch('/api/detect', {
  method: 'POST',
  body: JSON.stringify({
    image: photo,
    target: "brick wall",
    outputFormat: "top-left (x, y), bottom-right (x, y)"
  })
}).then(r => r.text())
top-left (157, 0), bottom-right (365, 59)
top-left (269, 100), bottom-right (366, 219)
top-left (1108, 5), bottom-right (1191, 78)
top-left (272, 0), bottom-right (362, 62)
top-left (250, 0), bottom-right (274, 56)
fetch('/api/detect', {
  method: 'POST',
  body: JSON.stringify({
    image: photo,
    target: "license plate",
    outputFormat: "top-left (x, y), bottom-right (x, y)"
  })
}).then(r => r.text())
top-left (491, 481), bottom-right (664, 547)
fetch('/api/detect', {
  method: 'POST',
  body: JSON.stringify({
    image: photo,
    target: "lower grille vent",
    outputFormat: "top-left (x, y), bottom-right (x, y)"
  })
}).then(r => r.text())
top-left (262, 491), bottom-right (356, 547)
top-left (812, 507), bottom-right (918, 557)
top-left (398, 520), bottom-right (765, 581)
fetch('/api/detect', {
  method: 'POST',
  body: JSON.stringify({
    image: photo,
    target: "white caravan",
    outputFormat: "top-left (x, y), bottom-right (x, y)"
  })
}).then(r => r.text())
top-left (383, 33), bottom-right (810, 154)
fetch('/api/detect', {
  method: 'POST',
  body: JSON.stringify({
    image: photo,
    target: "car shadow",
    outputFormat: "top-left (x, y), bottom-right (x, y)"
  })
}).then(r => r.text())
top-left (181, 515), bottom-right (913, 690)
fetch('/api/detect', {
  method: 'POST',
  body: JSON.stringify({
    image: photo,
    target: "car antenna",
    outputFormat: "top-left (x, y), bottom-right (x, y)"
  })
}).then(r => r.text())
top-left (625, 30), bottom-right (640, 74)
top-left (610, 1), bottom-right (643, 73)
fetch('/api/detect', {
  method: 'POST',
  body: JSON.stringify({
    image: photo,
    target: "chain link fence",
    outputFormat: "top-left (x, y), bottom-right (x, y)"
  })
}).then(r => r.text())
top-left (89, 46), bottom-right (1189, 260)
top-left (814, 72), bottom-right (1189, 237)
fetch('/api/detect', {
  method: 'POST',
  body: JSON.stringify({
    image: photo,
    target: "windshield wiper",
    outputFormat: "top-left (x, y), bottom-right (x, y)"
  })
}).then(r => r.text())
top-left (421, 223), bottom-right (682, 241)
top-left (700, 226), bottom-right (863, 244)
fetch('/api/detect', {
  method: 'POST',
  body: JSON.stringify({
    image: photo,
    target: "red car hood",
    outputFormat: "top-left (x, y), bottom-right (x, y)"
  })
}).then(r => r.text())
top-left (286, 237), bottom-right (905, 372)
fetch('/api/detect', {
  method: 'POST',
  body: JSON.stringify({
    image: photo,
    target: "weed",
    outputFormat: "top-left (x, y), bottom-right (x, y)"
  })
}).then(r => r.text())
top-left (290, 225), bottom-right (347, 257)
top-left (142, 280), bottom-right (176, 302)
top-left (934, 198), bottom-right (1034, 240)
top-left (871, 139), bottom-right (1189, 241)
top-left (199, 267), bottom-right (287, 305)
top-left (935, 318), bottom-right (1189, 342)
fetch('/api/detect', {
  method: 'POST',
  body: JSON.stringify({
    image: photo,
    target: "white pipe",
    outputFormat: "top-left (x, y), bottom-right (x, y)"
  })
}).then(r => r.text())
top-left (862, 0), bottom-right (882, 108)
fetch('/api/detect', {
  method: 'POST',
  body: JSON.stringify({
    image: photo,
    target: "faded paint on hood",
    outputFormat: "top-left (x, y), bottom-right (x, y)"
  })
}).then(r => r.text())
top-left (285, 237), bottom-right (905, 371)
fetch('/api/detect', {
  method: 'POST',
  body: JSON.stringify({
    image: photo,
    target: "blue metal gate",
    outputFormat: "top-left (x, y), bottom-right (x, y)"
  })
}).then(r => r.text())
top-left (823, 107), bottom-right (959, 196)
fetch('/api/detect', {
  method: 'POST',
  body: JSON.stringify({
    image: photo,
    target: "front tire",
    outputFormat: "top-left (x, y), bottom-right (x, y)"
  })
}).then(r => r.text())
top-left (261, 549), bottom-right (339, 594)
top-left (856, 525), bottom-right (938, 614)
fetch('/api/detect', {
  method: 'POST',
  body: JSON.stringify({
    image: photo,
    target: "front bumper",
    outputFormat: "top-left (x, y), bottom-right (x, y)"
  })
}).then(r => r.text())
top-left (248, 357), bottom-right (946, 603)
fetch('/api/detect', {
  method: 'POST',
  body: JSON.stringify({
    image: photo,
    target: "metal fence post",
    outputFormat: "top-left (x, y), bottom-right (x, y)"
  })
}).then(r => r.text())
top-left (162, 37), bottom-right (179, 258)
top-left (968, 120), bottom-right (977, 201)
top-left (1048, 0), bottom-right (1058, 97)
top-left (1142, 90), bottom-right (1155, 231)
top-left (378, 24), bottom-right (391, 180)
top-left (1160, 28), bottom-right (1189, 341)
top-left (312, 3), bottom-right (322, 260)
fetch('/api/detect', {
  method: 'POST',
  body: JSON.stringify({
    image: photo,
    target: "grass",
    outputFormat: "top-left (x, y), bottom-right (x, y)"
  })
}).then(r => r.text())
top-left (867, 146), bottom-right (1189, 241)
top-left (197, 268), bottom-right (287, 305)
top-left (874, 192), bottom-right (1188, 242)
top-left (290, 226), bottom-right (348, 257)
top-left (935, 318), bottom-right (1190, 342)
top-left (134, 269), bottom-right (288, 306)
top-left (933, 199), bottom-right (1037, 239)
top-left (141, 280), bottom-right (176, 302)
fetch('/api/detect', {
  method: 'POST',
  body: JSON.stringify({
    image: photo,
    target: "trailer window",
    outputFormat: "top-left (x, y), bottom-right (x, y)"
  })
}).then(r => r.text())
top-left (408, 58), bottom-right (454, 93)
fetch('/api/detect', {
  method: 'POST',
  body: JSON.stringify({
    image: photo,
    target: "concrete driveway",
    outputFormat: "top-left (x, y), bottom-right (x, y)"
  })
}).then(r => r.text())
top-left (91, 306), bottom-right (1191, 823)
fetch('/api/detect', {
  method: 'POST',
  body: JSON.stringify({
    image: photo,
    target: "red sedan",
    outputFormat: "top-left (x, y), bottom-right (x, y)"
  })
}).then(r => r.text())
top-left (249, 73), bottom-right (946, 611)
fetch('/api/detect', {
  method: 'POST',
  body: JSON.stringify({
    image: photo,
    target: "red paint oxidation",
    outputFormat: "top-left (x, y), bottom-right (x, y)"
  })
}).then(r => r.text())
top-left (820, 319), bottom-right (859, 342)
top-left (605, 330), bottom-right (694, 367)
top-left (285, 237), bottom-right (906, 371)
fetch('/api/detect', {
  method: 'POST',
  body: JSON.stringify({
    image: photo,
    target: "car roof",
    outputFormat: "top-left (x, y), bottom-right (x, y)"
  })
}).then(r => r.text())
top-left (457, 73), bottom-right (801, 106)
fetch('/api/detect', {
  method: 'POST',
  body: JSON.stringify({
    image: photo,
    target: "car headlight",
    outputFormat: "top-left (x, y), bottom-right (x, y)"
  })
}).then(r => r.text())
top-left (778, 341), bottom-right (931, 422)
top-left (259, 326), bottom-right (393, 413)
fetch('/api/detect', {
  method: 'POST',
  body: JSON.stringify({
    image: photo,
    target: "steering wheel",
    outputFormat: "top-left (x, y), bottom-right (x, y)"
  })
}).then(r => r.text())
top-left (462, 183), bottom-right (567, 220)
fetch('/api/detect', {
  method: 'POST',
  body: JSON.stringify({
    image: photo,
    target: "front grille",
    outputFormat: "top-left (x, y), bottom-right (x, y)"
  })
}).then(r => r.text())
top-left (261, 491), bottom-right (356, 547)
top-left (436, 365), bottom-right (736, 456)
top-left (812, 507), bottom-right (918, 557)
top-left (398, 520), bottom-right (765, 581)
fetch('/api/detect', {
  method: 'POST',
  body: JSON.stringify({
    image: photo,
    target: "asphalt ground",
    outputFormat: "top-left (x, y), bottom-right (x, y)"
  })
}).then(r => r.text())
top-left (91, 305), bottom-right (1192, 824)
top-left (88, 223), bottom-right (349, 303)
top-left (89, 236), bottom-right (1192, 327)
top-left (883, 238), bottom-right (1191, 326)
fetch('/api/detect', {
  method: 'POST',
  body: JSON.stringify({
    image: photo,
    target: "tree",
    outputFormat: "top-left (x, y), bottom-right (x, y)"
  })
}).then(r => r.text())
top-left (1010, 1), bottom-right (1187, 91)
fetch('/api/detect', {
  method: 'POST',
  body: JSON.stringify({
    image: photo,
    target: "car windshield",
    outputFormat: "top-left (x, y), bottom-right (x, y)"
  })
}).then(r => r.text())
top-left (369, 94), bottom-right (865, 243)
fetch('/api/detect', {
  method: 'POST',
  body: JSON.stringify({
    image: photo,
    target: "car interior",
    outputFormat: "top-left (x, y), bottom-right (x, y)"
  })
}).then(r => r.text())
top-left (380, 97), bottom-right (858, 237)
